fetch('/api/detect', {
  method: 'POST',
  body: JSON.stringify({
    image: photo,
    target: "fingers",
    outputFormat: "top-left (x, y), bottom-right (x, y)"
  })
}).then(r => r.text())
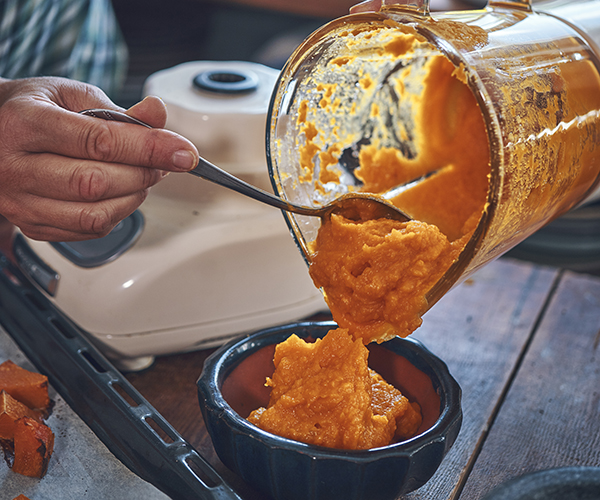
top-left (15, 152), bottom-right (165, 202)
top-left (49, 76), bottom-right (125, 113)
top-left (125, 95), bottom-right (168, 129)
top-left (4, 188), bottom-right (150, 242)
top-left (50, 79), bottom-right (167, 132)
top-left (18, 105), bottom-right (199, 173)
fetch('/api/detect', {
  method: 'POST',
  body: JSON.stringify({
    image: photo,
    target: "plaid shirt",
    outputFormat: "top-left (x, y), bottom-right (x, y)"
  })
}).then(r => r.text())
top-left (0, 0), bottom-right (127, 98)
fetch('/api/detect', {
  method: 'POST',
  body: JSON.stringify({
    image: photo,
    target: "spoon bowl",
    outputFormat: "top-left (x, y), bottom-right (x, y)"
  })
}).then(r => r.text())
top-left (315, 192), bottom-right (412, 222)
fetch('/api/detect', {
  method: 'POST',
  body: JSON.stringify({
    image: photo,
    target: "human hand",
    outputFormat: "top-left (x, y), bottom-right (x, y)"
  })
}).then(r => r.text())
top-left (0, 76), bottom-right (199, 241)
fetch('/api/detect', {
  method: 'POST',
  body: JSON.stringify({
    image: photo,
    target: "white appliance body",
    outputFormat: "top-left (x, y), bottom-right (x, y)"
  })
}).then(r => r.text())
top-left (16, 62), bottom-right (326, 370)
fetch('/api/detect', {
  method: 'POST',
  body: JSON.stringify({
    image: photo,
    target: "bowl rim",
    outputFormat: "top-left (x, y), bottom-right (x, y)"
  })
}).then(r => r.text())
top-left (198, 320), bottom-right (462, 459)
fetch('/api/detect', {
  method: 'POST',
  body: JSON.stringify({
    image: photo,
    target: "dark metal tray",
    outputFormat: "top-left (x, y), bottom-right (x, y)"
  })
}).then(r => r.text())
top-left (0, 253), bottom-right (242, 500)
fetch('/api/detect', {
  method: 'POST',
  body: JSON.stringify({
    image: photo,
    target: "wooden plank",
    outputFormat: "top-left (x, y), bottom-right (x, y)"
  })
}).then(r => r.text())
top-left (459, 270), bottom-right (600, 500)
top-left (126, 258), bottom-right (558, 500)
top-left (405, 258), bottom-right (558, 499)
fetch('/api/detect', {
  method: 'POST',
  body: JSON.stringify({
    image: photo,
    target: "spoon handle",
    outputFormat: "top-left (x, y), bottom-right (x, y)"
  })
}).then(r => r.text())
top-left (80, 108), bottom-right (317, 216)
top-left (79, 108), bottom-right (152, 128)
top-left (189, 156), bottom-right (312, 215)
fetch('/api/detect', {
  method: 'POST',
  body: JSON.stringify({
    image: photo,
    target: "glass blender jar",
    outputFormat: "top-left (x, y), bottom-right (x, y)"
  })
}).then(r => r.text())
top-left (267, 0), bottom-right (600, 310)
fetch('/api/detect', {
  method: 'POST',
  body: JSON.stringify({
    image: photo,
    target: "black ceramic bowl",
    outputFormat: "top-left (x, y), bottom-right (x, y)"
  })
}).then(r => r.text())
top-left (197, 321), bottom-right (462, 500)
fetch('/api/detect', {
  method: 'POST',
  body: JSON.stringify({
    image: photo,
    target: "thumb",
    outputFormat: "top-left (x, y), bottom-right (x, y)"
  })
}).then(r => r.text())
top-left (126, 95), bottom-right (168, 129)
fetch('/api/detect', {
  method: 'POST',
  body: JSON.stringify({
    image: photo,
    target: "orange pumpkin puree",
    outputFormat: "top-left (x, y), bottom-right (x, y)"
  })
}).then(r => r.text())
top-left (309, 217), bottom-right (469, 344)
top-left (249, 29), bottom-right (489, 449)
top-left (247, 328), bottom-right (421, 449)
top-left (307, 48), bottom-right (489, 344)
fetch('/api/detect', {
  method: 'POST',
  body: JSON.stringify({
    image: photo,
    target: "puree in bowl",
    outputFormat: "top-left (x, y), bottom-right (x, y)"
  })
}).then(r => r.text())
top-left (247, 328), bottom-right (422, 450)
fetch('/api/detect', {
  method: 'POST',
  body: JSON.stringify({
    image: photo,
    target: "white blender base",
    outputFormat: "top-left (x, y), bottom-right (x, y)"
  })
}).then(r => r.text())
top-left (23, 173), bottom-right (327, 367)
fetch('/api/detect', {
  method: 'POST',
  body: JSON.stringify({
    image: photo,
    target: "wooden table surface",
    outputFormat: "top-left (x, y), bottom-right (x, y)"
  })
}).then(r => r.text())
top-left (124, 257), bottom-right (600, 500)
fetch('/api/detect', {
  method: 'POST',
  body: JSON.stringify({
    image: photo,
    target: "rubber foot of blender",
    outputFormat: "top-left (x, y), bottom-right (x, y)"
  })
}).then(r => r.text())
top-left (111, 355), bottom-right (156, 373)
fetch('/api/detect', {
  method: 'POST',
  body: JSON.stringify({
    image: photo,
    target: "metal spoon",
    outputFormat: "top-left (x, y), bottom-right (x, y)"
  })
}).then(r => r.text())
top-left (80, 109), bottom-right (412, 223)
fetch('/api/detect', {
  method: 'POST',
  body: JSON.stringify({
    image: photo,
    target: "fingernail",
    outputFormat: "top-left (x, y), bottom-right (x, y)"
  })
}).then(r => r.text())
top-left (172, 150), bottom-right (197, 170)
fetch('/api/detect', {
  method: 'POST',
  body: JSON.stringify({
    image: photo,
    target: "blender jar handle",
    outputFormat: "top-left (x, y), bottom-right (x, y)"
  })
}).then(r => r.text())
top-left (381, 0), bottom-right (431, 16)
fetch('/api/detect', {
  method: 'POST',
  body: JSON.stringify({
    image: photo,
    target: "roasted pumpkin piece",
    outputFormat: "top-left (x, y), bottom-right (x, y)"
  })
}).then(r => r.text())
top-left (12, 495), bottom-right (32, 500)
top-left (0, 360), bottom-right (50, 412)
top-left (0, 390), bottom-right (43, 440)
top-left (11, 416), bottom-right (54, 478)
